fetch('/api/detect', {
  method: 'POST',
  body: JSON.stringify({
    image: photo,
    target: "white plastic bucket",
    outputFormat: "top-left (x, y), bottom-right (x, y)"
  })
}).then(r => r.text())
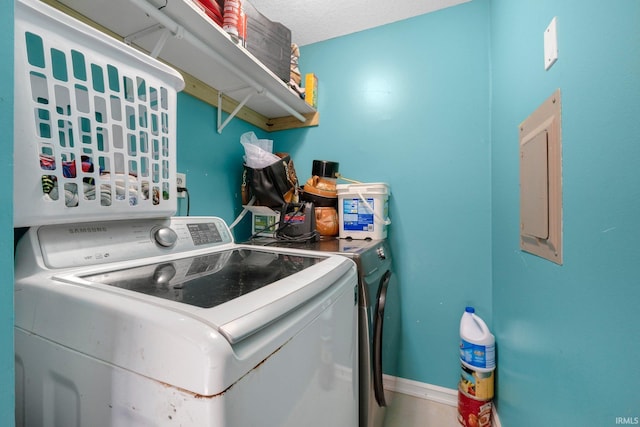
top-left (459, 307), bottom-right (495, 370)
top-left (337, 183), bottom-right (390, 240)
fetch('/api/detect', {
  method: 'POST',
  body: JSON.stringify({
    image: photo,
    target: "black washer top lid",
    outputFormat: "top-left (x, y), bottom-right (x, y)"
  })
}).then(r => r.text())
top-left (312, 160), bottom-right (339, 178)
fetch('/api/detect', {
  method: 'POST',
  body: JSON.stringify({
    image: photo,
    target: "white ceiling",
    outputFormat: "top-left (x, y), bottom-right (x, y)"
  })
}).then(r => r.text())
top-left (248, 0), bottom-right (472, 46)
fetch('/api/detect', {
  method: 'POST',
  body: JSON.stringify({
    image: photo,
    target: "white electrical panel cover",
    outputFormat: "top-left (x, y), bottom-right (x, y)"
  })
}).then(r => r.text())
top-left (519, 89), bottom-right (562, 264)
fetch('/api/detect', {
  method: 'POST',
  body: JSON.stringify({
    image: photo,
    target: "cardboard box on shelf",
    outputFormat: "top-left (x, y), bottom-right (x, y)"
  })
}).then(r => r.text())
top-left (305, 73), bottom-right (318, 108)
top-left (243, 1), bottom-right (291, 82)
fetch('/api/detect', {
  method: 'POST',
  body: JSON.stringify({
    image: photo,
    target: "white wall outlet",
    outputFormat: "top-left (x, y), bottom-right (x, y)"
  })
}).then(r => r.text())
top-left (544, 17), bottom-right (558, 70)
top-left (176, 173), bottom-right (186, 198)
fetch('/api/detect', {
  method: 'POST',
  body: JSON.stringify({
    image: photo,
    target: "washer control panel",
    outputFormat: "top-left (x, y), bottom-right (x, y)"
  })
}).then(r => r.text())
top-left (152, 226), bottom-right (179, 247)
top-left (36, 217), bottom-right (233, 269)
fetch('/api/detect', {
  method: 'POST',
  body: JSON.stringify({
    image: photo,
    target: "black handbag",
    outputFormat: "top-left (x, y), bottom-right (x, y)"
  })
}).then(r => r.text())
top-left (242, 154), bottom-right (299, 208)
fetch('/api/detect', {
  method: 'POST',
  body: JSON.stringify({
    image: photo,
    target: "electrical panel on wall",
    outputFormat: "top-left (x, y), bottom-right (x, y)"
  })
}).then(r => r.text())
top-left (519, 89), bottom-right (562, 264)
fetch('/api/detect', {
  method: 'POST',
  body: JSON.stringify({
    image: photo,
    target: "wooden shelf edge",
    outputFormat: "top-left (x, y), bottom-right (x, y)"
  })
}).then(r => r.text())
top-left (266, 112), bottom-right (320, 132)
top-left (182, 74), bottom-right (319, 132)
top-left (39, 0), bottom-right (318, 133)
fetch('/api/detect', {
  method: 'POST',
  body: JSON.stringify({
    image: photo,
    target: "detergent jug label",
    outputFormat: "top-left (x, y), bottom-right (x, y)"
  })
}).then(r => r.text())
top-left (342, 198), bottom-right (375, 231)
top-left (460, 339), bottom-right (495, 369)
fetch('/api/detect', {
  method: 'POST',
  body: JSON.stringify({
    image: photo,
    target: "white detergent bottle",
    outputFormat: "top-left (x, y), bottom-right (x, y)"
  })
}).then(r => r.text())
top-left (459, 306), bottom-right (495, 370)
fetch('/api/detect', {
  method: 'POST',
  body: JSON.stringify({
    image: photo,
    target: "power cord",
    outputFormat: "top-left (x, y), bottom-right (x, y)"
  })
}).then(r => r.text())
top-left (248, 204), bottom-right (302, 240)
top-left (335, 173), bottom-right (362, 184)
top-left (275, 204), bottom-right (319, 243)
top-left (275, 230), bottom-right (319, 243)
top-left (248, 220), bottom-right (279, 240)
top-left (177, 186), bottom-right (190, 216)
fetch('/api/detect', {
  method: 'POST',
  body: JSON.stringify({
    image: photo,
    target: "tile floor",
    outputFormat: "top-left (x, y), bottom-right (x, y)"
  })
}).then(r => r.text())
top-left (384, 391), bottom-right (460, 427)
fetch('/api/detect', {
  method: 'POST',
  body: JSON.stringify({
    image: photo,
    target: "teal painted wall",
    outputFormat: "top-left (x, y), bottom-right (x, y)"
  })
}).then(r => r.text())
top-left (490, 1), bottom-right (640, 426)
top-left (175, 92), bottom-right (260, 240)
top-left (0, 0), bottom-right (14, 423)
top-left (274, 0), bottom-right (493, 387)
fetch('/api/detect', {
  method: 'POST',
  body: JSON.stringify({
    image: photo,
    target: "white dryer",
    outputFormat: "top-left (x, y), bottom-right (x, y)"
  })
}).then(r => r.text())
top-left (246, 237), bottom-right (400, 427)
top-left (14, 216), bottom-right (358, 426)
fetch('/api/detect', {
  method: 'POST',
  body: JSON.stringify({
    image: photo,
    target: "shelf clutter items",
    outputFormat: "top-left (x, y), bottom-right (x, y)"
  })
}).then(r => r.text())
top-left (195, 0), bottom-right (316, 107)
top-left (239, 135), bottom-right (338, 240)
top-left (13, 0), bottom-right (184, 227)
top-left (240, 143), bottom-right (391, 241)
top-left (304, 73), bottom-right (318, 109)
top-left (222, 0), bottom-right (245, 45)
top-left (193, 0), bottom-right (224, 26)
top-left (458, 307), bottom-right (496, 427)
top-left (301, 160), bottom-right (340, 237)
top-left (240, 132), bottom-right (299, 208)
top-left (240, 132), bottom-right (313, 240)
top-left (195, 0), bottom-right (291, 83)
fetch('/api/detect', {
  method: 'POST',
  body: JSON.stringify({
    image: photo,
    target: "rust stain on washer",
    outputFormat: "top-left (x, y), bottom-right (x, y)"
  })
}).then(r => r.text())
top-left (155, 339), bottom-right (291, 399)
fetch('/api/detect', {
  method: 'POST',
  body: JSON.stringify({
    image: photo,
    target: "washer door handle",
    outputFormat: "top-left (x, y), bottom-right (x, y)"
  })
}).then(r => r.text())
top-left (373, 269), bottom-right (392, 407)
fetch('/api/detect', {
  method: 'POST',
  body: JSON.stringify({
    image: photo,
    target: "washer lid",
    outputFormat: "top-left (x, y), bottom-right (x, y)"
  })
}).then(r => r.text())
top-left (76, 246), bottom-right (347, 345)
top-left (80, 248), bottom-right (324, 309)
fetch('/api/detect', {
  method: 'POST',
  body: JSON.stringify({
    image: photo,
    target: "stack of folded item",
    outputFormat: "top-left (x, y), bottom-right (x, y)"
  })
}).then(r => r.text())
top-left (194, 0), bottom-right (224, 26)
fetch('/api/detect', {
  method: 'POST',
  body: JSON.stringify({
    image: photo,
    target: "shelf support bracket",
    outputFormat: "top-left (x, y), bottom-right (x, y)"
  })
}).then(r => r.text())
top-left (150, 28), bottom-right (172, 58)
top-left (217, 90), bottom-right (257, 133)
top-left (123, 23), bottom-right (164, 46)
top-left (124, 23), bottom-right (173, 59)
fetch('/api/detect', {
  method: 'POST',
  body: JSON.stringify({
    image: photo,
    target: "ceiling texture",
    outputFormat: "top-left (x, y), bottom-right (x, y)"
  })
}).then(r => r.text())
top-left (248, 0), bottom-right (471, 46)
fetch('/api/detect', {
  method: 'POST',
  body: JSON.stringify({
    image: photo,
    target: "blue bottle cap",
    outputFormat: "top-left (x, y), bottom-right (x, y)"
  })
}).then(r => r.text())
top-left (465, 306), bottom-right (475, 313)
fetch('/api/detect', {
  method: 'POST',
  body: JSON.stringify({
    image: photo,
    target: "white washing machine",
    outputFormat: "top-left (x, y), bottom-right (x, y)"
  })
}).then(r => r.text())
top-left (14, 216), bottom-right (358, 427)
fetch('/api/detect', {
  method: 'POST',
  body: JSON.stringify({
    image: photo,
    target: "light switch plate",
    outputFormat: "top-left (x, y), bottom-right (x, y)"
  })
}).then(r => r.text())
top-left (544, 17), bottom-right (558, 70)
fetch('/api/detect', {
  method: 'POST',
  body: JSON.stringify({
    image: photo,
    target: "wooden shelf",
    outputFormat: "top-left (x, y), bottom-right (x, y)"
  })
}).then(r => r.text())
top-left (43, 0), bottom-right (318, 132)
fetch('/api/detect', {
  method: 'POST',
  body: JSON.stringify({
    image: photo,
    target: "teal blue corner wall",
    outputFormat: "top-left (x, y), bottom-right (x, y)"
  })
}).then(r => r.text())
top-left (490, 1), bottom-right (640, 426)
top-left (175, 93), bottom-right (270, 240)
top-left (275, 0), bottom-right (493, 387)
top-left (1, 0), bottom-right (15, 423)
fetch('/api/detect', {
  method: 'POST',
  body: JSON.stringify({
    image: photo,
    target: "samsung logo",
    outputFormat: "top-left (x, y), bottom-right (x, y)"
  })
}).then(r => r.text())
top-left (68, 227), bottom-right (108, 234)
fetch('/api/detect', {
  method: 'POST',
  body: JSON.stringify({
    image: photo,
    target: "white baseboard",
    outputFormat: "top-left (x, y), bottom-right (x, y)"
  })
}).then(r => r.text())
top-left (383, 375), bottom-right (502, 427)
top-left (383, 374), bottom-right (458, 406)
top-left (493, 407), bottom-right (502, 427)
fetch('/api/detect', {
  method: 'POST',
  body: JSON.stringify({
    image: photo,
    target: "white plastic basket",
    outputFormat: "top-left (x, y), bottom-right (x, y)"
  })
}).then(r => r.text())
top-left (13, 0), bottom-right (185, 227)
